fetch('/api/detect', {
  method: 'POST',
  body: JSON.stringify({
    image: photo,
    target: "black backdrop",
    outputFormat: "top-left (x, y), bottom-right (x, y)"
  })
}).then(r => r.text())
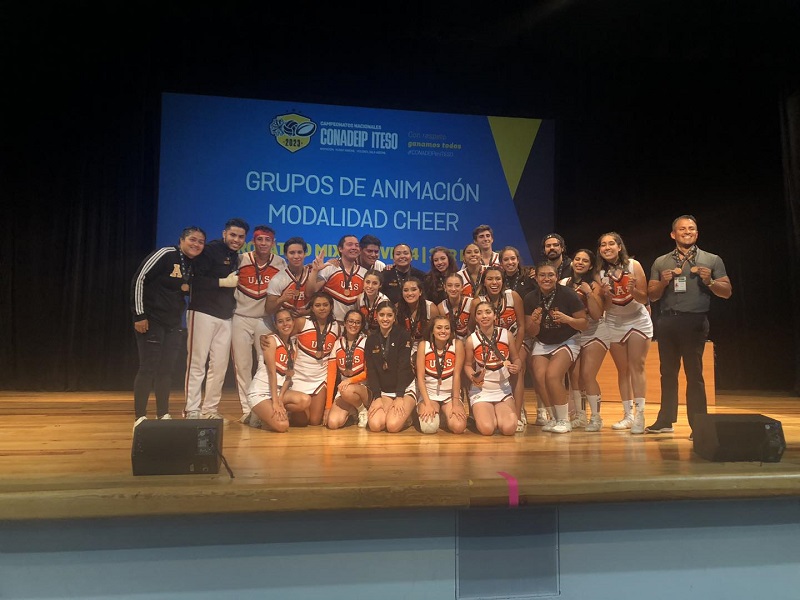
top-left (2, 1), bottom-right (799, 393)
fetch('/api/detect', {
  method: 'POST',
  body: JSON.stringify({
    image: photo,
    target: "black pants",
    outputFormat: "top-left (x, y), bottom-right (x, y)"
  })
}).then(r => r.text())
top-left (654, 312), bottom-right (709, 430)
top-left (134, 322), bottom-right (184, 418)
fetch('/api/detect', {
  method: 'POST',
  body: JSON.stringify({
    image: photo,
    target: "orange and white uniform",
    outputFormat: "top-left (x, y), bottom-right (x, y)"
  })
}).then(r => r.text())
top-left (246, 334), bottom-right (292, 408)
top-left (420, 340), bottom-right (458, 403)
top-left (292, 318), bottom-right (341, 395)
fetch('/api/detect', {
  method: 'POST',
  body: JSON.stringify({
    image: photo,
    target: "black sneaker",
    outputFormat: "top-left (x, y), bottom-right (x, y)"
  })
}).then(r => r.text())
top-left (644, 422), bottom-right (674, 434)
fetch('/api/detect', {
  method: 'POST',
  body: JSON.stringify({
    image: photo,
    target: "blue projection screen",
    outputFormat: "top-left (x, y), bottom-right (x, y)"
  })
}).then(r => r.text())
top-left (157, 93), bottom-right (553, 266)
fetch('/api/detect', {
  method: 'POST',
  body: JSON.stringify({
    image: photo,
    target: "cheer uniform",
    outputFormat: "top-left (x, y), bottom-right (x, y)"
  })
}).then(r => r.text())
top-left (231, 252), bottom-right (286, 413)
top-left (439, 296), bottom-right (473, 341)
top-left (317, 262), bottom-right (367, 323)
top-left (467, 327), bottom-right (513, 404)
top-left (356, 291), bottom-right (390, 332)
top-left (457, 267), bottom-right (483, 298)
top-left (399, 299), bottom-right (435, 355)
top-left (292, 318), bottom-right (341, 395)
top-left (479, 289), bottom-right (521, 337)
top-left (420, 340), bottom-right (458, 403)
top-left (247, 334), bottom-right (292, 409)
top-left (326, 333), bottom-right (370, 408)
top-left (267, 266), bottom-right (314, 317)
top-left (559, 276), bottom-right (610, 349)
top-left (599, 259), bottom-right (653, 342)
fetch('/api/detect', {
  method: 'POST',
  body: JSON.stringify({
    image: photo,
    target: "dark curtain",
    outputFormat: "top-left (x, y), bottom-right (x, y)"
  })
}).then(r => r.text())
top-left (780, 88), bottom-right (800, 395)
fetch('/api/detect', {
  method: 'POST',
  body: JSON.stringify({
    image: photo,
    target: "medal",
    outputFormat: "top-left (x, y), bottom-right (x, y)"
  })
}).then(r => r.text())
top-left (344, 288), bottom-right (351, 297)
top-left (344, 369), bottom-right (353, 377)
top-left (503, 360), bottom-right (511, 368)
top-left (382, 361), bottom-right (389, 371)
top-left (181, 283), bottom-right (189, 292)
top-left (690, 266), bottom-right (699, 274)
top-left (672, 268), bottom-right (682, 276)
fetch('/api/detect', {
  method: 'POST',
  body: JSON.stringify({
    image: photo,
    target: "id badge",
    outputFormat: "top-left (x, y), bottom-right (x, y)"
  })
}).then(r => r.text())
top-left (674, 276), bottom-right (687, 293)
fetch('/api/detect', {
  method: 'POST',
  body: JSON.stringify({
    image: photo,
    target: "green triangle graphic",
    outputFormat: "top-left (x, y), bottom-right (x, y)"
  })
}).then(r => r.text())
top-left (488, 116), bottom-right (542, 198)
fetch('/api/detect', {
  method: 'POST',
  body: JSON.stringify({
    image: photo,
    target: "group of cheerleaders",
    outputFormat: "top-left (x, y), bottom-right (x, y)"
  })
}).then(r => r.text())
top-left (245, 231), bottom-right (652, 437)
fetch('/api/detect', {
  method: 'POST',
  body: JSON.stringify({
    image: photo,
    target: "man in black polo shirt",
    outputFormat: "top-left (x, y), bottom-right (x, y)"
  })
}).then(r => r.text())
top-left (646, 215), bottom-right (732, 436)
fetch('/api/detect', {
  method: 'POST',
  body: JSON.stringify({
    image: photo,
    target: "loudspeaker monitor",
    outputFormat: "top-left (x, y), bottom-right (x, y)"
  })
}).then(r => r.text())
top-left (132, 419), bottom-right (223, 475)
top-left (693, 413), bottom-right (785, 462)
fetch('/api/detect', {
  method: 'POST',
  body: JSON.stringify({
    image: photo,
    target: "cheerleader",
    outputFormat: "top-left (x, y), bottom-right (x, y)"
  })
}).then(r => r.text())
top-left (365, 301), bottom-right (416, 433)
top-left (326, 309), bottom-right (371, 430)
top-left (396, 277), bottom-right (440, 357)
top-left (457, 242), bottom-right (484, 298)
top-left (473, 265), bottom-right (527, 430)
top-left (596, 232), bottom-right (653, 434)
top-left (423, 246), bottom-right (458, 305)
top-left (356, 269), bottom-right (389, 332)
top-left (464, 301), bottom-right (522, 436)
top-left (560, 249), bottom-right (607, 431)
top-left (416, 316), bottom-right (467, 434)
top-left (438, 273), bottom-right (474, 341)
top-left (290, 291), bottom-right (341, 426)
top-left (246, 309), bottom-right (302, 432)
top-left (499, 246), bottom-right (538, 298)
top-left (525, 262), bottom-right (588, 433)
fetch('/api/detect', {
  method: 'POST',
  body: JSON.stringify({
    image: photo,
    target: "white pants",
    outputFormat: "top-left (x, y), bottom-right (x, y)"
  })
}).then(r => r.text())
top-left (231, 313), bottom-right (270, 413)
top-left (184, 310), bottom-right (232, 414)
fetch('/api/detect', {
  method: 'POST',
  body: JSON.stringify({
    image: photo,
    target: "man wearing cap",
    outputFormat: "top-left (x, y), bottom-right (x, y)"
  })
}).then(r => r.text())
top-left (231, 225), bottom-right (287, 423)
top-left (646, 215), bottom-right (732, 437)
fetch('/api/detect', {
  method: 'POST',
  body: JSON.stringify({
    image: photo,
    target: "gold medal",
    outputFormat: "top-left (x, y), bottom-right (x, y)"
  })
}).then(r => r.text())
top-left (181, 283), bottom-right (190, 292)
top-left (344, 369), bottom-right (353, 377)
top-left (316, 351), bottom-right (324, 359)
top-left (672, 268), bottom-right (682, 276)
top-left (690, 266), bottom-right (699, 274)
top-left (344, 288), bottom-right (352, 297)
top-left (382, 361), bottom-right (389, 371)
top-left (503, 360), bottom-right (511, 368)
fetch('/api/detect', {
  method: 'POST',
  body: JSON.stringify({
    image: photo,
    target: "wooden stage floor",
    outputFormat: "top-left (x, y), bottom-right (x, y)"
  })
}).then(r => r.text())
top-left (0, 390), bottom-right (798, 521)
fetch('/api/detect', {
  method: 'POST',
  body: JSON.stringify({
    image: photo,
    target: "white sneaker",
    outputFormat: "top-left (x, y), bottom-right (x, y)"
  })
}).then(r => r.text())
top-left (203, 412), bottom-right (224, 420)
top-left (159, 414), bottom-right (172, 420)
top-left (357, 408), bottom-right (369, 428)
top-left (239, 412), bottom-right (252, 424)
top-left (551, 419), bottom-right (572, 434)
top-left (520, 406), bottom-right (528, 426)
top-left (535, 408), bottom-right (551, 426)
top-left (541, 419), bottom-right (557, 432)
top-left (631, 412), bottom-right (645, 434)
top-left (516, 419), bottom-right (526, 433)
top-left (570, 410), bottom-right (587, 429)
top-left (249, 414), bottom-right (262, 429)
top-left (185, 410), bottom-right (202, 419)
top-left (133, 416), bottom-right (147, 431)
top-left (612, 415), bottom-right (634, 430)
top-left (585, 414), bottom-right (603, 432)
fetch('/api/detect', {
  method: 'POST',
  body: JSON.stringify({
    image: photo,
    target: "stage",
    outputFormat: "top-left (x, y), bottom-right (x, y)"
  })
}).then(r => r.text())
top-left (0, 389), bottom-right (797, 521)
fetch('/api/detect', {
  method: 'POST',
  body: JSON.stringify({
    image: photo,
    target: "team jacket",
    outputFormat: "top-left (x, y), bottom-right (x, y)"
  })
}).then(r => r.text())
top-left (130, 246), bottom-right (190, 328)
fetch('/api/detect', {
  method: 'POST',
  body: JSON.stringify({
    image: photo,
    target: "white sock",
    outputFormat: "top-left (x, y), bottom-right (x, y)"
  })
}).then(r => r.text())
top-left (633, 397), bottom-right (645, 412)
top-left (552, 403), bottom-right (569, 421)
top-left (622, 399), bottom-right (633, 416)
top-left (587, 394), bottom-right (601, 415)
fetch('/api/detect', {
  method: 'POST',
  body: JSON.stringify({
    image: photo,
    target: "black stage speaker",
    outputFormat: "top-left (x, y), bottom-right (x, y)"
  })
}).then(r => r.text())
top-left (693, 414), bottom-right (785, 462)
top-left (132, 419), bottom-right (223, 475)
